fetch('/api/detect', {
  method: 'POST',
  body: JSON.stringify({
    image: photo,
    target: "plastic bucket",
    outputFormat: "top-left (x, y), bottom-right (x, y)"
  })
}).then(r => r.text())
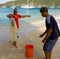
top-left (25, 44), bottom-right (34, 58)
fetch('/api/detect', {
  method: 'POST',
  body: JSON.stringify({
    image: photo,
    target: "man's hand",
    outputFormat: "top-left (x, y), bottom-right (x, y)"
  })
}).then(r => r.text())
top-left (27, 15), bottom-right (30, 18)
top-left (39, 34), bottom-right (44, 38)
top-left (7, 14), bottom-right (13, 18)
top-left (13, 15), bottom-right (15, 17)
top-left (42, 39), bottom-right (46, 44)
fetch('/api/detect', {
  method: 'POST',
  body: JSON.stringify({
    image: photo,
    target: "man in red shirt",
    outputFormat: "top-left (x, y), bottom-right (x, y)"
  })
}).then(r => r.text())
top-left (7, 8), bottom-right (30, 48)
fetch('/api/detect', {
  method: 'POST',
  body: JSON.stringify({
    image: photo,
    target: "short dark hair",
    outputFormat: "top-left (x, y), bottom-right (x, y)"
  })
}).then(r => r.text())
top-left (40, 7), bottom-right (48, 12)
top-left (14, 8), bottom-right (18, 11)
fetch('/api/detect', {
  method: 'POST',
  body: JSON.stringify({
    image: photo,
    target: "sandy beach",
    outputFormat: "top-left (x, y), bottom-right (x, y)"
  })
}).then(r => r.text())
top-left (0, 18), bottom-right (60, 59)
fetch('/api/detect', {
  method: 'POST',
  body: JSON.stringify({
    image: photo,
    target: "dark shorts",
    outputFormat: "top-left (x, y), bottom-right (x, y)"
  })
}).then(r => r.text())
top-left (43, 39), bottom-right (58, 52)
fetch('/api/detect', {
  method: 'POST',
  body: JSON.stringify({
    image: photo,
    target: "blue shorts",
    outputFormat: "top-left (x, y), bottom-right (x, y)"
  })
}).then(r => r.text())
top-left (43, 39), bottom-right (58, 52)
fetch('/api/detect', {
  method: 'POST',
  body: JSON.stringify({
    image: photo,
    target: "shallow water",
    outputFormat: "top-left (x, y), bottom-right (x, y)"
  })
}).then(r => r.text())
top-left (0, 7), bottom-right (60, 25)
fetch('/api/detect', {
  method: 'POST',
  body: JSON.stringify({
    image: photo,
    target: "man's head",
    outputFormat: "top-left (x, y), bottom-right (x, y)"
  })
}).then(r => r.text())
top-left (40, 7), bottom-right (49, 17)
top-left (13, 8), bottom-right (18, 15)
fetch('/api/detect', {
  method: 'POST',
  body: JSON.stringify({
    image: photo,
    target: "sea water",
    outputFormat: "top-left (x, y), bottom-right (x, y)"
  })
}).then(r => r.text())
top-left (0, 7), bottom-right (60, 25)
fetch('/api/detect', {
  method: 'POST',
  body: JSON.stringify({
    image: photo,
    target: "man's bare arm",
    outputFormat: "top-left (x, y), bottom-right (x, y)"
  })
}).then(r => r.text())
top-left (21, 15), bottom-right (30, 18)
top-left (40, 29), bottom-right (47, 37)
top-left (42, 29), bottom-right (52, 43)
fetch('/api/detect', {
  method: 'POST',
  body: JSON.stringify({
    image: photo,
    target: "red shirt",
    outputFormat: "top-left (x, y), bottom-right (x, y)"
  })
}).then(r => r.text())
top-left (8, 14), bottom-right (22, 28)
top-left (14, 14), bottom-right (22, 28)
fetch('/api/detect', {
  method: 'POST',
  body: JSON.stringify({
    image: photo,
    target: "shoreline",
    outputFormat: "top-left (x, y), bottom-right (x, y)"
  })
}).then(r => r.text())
top-left (0, 16), bottom-right (60, 38)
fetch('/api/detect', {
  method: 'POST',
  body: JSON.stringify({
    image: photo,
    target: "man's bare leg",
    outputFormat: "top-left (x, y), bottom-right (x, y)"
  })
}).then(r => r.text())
top-left (44, 51), bottom-right (52, 59)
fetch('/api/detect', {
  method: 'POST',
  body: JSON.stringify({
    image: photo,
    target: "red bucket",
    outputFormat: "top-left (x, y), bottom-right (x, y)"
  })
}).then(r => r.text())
top-left (25, 44), bottom-right (34, 58)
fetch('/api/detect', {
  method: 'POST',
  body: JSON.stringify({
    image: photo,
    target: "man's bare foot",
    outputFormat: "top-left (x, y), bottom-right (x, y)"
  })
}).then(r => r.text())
top-left (37, 57), bottom-right (46, 59)
top-left (43, 57), bottom-right (46, 59)
top-left (12, 41), bottom-right (19, 48)
top-left (15, 44), bottom-right (19, 48)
